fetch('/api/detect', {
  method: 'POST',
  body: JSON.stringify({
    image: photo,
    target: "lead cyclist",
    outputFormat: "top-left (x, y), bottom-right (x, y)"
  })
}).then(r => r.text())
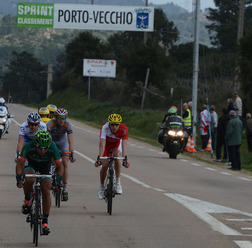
top-left (95, 113), bottom-right (130, 200)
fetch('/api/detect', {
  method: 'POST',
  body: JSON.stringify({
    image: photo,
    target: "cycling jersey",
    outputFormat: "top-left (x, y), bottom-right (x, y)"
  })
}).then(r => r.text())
top-left (46, 119), bottom-right (73, 154)
top-left (19, 141), bottom-right (62, 175)
top-left (100, 122), bottom-right (128, 156)
top-left (19, 121), bottom-right (47, 143)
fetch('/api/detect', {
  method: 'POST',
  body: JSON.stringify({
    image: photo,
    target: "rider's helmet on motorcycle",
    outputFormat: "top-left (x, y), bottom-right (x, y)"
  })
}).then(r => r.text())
top-left (167, 106), bottom-right (178, 116)
top-left (47, 104), bottom-right (57, 119)
top-left (0, 97), bottom-right (5, 106)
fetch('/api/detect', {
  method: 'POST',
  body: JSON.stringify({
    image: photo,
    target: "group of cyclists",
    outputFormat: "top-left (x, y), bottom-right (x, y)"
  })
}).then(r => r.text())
top-left (15, 105), bottom-right (130, 236)
top-left (15, 104), bottom-right (75, 235)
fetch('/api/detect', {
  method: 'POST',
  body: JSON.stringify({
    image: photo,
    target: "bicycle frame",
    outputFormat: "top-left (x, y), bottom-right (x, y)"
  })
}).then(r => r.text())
top-left (25, 174), bottom-right (52, 247)
top-left (98, 156), bottom-right (126, 215)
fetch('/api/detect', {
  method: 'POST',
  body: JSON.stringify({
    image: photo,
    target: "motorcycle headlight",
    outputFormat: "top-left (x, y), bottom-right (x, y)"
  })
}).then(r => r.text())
top-left (168, 130), bottom-right (176, 136)
top-left (177, 130), bottom-right (184, 136)
top-left (0, 118), bottom-right (7, 124)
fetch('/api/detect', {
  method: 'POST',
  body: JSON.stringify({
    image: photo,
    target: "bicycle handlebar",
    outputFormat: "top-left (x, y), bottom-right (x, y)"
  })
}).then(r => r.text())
top-left (25, 174), bottom-right (52, 178)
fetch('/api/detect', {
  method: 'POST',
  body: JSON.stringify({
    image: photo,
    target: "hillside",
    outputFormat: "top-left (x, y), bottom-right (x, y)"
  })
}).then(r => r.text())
top-left (0, 0), bottom-right (213, 75)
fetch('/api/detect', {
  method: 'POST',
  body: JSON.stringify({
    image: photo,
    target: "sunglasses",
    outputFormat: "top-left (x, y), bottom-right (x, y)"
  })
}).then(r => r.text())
top-left (36, 145), bottom-right (49, 150)
top-left (57, 117), bottom-right (66, 120)
top-left (28, 122), bottom-right (39, 127)
top-left (110, 123), bottom-right (120, 126)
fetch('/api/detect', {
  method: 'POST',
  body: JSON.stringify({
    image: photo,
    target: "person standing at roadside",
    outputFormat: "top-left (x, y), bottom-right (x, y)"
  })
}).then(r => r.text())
top-left (225, 110), bottom-right (243, 170)
top-left (233, 92), bottom-right (242, 119)
top-left (200, 105), bottom-right (210, 150)
top-left (246, 113), bottom-right (252, 152)
top-left (213, 108), bottom-right (229, 162)
top-left (210, 105), bottom-right (218, 151)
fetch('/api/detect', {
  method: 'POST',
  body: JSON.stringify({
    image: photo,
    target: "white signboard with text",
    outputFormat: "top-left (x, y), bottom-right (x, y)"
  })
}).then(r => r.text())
top-left (83, 59), bottom-right (116, 78)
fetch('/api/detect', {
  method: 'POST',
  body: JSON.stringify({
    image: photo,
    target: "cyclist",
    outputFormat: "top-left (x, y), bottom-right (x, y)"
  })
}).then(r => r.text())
top-left (95, 113), bottom-right (130, 200)
top-left (0, 97), bottom-right (11, 133)
top-left (47, 108), bottom-right (75, 201)
top-left (16, 130), bottom-right (63, 235)
top-left (39, 107), bottom-right (51, 125)
top-left (16, 112), bottom-right (47, 162)
top-left (47, 104), bottom-right (57, 119)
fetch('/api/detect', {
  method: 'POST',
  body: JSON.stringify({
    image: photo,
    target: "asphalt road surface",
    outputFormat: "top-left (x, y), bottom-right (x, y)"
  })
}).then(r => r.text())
top-left (1, 104), bottom-right (252, 248)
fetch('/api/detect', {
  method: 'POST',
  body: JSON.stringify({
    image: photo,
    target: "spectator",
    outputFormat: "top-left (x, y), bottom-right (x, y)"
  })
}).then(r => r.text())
top-left (182, 102), bottom-right (192, 137)
top-left (227, 98), bottom-right (235, 113)
top-left (210, 105), bottom-right (218, 150)
top-left (225, 110), bottom-right (243, 170)
top-left (213, 108), bottom-right (229, 162)
top-left (246, 113), bottom-right (252, 152)
top-left (233, 92), bottom-right (242, 119)
top-left (200, 105), bottom-right (210, 150)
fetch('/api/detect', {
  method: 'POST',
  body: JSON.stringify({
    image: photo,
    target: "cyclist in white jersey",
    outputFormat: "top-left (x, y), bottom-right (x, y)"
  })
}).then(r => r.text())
top-left (15, 112), bottom-right (46, 162)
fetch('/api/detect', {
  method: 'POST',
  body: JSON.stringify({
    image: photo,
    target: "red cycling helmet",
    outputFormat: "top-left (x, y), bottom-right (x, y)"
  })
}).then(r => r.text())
top-left (54, 108), bottom-right (68, 118)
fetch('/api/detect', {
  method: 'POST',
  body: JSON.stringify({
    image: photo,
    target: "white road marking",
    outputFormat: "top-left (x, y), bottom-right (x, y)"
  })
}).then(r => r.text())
top-left (227, 219), bottom-right (252, 222)
top-left (191, 163), bottom-right (201, 167)
top-left (241, 227), bottom-right (252, 230)
top-left (148, 149), bottom-right (156, 152)
top-left (205, 167), bottom-right (217, 171)
top-left (75, 150), bottom-right (95, 164)
top-left (238, 177), bottom-right (252, 182)
top-left (179, 159), bottom-right (188, 162)
top-left (129, 143), bottom-right (136, 146)
top-left (220, 172), bottom-right (232, 175)
top-left (164, 193), bottom-right (252, 236)
top-left (234, 241), bottom-right (252, 248)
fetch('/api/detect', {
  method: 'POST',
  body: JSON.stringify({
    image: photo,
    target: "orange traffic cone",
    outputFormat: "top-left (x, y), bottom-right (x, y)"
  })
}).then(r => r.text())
top-left (185, 136), bottom-right (191, 151)
top-left (188, 137), bottom-right (196, 153)
top-left (205, 137), bottom-right (212, 151)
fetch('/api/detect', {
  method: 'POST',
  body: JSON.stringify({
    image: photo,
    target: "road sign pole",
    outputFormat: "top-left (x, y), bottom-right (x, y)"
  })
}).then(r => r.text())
top-left (88, 77), bottom-right (91, 100)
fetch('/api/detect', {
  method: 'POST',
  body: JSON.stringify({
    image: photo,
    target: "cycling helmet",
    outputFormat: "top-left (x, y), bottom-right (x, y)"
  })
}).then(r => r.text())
top-left (27, 112), bottom-right (41, 123)
top-left (34, 130), bottom-right (52, 147)
top-left (54, 108), bottom-right (68, 118)
top-left (108, 113), bottom-right (122, 124)
top-left (168, 107), bottom-right (177, 116)
top-left (47, 104), bottom-right (57, 113)
top-left (0, 97), bottom-right (5, 104)
top-left (39, 107), bottom-right (50, 115)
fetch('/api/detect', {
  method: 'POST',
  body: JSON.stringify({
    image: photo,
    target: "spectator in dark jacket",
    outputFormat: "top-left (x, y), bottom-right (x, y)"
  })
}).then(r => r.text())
top-left (246, 113), bottom-right (252, 152)
top-left (213, 108), bottom-right (229, 162)
top-left (225, 110), bottom-right (243, 170)
top-left (227, 98), bottom-right (235, 113)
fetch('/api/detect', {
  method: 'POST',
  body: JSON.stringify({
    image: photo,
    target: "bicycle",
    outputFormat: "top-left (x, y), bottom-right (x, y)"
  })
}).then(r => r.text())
top-left (97, 155), bottom-right (127, 215)
top-left (25, 174), bottom-right (52, 247)
top-left (52, 151), bottom-right (74, 207)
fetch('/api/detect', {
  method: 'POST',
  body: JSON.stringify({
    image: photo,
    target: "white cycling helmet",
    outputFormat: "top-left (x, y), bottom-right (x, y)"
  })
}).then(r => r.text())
top-left (0, 97), bottom-right (5, 104)
top-left (27, 112), bottom-right (41, 123)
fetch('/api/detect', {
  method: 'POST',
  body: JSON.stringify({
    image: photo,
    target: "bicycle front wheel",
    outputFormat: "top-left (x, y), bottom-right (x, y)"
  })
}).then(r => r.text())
top-left (33, 190), bottom-right (40, 246)
top-left (107, 169), bottom-right (114, 215)
top-left (56, 186), bottom-right (61, 208)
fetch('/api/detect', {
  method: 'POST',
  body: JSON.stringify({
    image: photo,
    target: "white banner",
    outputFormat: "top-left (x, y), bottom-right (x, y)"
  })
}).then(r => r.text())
top-left (83, 59), bottom-right (116, 78)
top-left (54, 4), bottom-right (154, 32)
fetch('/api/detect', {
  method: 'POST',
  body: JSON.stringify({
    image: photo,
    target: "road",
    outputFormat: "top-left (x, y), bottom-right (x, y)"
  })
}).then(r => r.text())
top-left (1, 104), bottom-right (252, 248)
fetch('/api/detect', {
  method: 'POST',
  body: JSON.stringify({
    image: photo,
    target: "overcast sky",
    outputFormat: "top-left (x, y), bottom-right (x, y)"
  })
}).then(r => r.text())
top-left (149, 0), bottom-right (215, 12)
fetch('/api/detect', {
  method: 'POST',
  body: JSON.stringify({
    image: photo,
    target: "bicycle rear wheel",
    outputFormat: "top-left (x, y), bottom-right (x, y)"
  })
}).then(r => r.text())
top-left (56, 186), bottom-right (61, 208)
top-left (107, 169), bottom-right (114, 215)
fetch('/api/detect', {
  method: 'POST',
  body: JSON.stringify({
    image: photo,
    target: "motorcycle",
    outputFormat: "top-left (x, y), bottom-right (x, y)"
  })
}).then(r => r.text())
top-left (0, 106), bottom-right (14, 139)
top-left (158, 117), bottom-right (187, 159)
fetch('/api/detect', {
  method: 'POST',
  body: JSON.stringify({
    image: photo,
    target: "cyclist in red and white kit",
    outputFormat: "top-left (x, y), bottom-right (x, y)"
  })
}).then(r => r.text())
top-left (95, 113), bottom-right (130, 200)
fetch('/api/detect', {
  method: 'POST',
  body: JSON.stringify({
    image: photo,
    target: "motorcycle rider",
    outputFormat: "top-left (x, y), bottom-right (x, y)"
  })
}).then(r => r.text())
top-left (0, 97), bottom-right (11, 134)
top-left (158, 106), bottom-right (185, 151)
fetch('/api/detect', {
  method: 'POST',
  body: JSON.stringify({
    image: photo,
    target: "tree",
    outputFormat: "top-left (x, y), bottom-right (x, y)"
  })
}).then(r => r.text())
top-left (206, 0), bottom-right (252, 52)
top-left (1, 51), bottom-right (47, 103)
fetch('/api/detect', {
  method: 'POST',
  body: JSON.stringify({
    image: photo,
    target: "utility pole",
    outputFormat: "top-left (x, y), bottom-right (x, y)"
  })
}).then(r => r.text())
top-left (143, 0), bottom-right (148, 44)
top-left (46, 64), bottom-right (53, 98)
top-left (192, 0), bottom-right (200, 147)
top-left (233, 0), bottom-right (245, 91)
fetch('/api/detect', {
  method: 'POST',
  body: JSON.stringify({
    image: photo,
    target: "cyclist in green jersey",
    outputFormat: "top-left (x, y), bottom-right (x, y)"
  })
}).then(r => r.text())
top-left (16, 130), bottom-right (63, 235)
